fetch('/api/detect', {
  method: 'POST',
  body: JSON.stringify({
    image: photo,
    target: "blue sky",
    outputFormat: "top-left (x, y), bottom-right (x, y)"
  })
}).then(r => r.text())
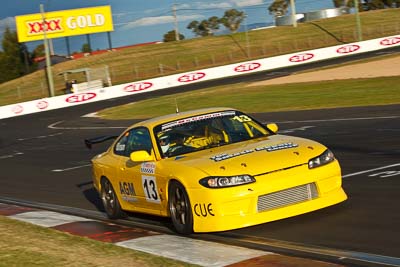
top-left (0, 0), bottom-right (335, 55)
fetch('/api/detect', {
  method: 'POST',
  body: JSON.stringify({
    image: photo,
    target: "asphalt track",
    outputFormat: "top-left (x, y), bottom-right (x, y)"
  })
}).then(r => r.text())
top-left (0, 48), bottom-right (399, 266)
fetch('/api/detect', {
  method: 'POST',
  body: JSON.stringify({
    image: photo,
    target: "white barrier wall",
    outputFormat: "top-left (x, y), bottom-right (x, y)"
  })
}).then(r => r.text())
top-left (1, 35), bottom-right (399, 120)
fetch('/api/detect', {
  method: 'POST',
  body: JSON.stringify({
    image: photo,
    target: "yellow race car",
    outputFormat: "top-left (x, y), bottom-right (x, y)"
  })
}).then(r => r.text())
top-left (89, 107), bottom-right (347, 234)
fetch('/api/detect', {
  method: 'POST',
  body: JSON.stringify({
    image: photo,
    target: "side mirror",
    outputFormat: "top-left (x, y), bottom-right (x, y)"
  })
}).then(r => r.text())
top-left (267, 123), bottom-right (278, 133)
top-left (130, 150), bottom-right (155, 162)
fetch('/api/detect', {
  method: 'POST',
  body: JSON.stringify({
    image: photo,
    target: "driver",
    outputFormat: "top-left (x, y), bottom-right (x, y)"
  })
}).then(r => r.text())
top-left (159, 135), bottom-right (170, 154)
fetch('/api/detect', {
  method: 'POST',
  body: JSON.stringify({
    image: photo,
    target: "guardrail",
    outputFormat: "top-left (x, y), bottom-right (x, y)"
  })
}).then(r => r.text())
top-left (0, 34), bottom-right (399, 120)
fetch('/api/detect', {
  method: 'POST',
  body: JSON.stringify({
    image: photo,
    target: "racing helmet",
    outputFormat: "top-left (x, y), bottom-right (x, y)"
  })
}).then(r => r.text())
top-left (159, 135), bottom-right (170, 153)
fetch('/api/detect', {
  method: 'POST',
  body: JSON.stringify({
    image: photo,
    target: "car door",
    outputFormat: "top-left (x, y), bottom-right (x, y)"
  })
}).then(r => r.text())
top-left (113, 127), bottom-right (162, 214)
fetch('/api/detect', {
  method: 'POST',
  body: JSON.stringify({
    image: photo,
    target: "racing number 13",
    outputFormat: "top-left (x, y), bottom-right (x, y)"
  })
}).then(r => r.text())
top-left (142, 176), bottom-right (160, 203)
top-left (233, 115), bottom-right (252, 122)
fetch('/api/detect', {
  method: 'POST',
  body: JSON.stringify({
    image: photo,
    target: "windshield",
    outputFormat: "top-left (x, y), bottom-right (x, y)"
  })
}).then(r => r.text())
top-left (154, 110), bottom-right (272, 158)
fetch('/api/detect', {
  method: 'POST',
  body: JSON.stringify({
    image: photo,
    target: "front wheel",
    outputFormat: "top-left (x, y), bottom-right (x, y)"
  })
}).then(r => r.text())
top-left (101, 178), bottom-right (125, 219)
top-left (168, 181), bottom-right (193, 235)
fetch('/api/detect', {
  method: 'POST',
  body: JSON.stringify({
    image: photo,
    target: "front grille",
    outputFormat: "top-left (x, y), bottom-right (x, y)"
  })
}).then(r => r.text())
top-left (257, 183), bottom-right (318, 212)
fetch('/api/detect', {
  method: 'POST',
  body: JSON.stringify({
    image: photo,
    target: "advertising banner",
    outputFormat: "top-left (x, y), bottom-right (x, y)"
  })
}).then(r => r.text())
top-left (15, 6), bottom-right (113, 42)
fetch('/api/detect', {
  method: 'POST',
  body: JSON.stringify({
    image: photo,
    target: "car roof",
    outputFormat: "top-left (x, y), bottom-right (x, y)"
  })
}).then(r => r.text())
top-left (129, 107), bottom-right (236, 130)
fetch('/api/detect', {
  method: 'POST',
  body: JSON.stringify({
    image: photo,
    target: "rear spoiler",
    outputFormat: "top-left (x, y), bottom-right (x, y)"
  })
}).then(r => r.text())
top-left (84, 135), bottom-right (118, 149)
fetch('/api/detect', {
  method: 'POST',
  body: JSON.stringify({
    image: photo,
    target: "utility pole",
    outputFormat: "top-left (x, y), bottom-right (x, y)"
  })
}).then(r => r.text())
top-left (290, 0), bottom-right (297, 28)
top-left (49, 38), bottom-right (55, 55)
top-left (354, 0), bottom-right (363, 41)
top-left (173, 3), bottom-right (180, 41)
top-left (40, 4), bottom-right (55, 97)
top-left (244, 15), bottom-right (250, 58)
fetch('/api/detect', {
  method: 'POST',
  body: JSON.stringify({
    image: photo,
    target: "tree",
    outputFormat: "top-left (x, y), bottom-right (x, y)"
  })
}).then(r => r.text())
top-left (187, 20), bottom-right (201, 36)
top-left (81, 43), bottom-right (92, 53)
top-left (333, 0), bottom-right (400, 10)
top-left (0, 52), bottom-right (8, 83)
top-left (32, 44), bottom-right (45, 58)
top-left (163, 30), bottom-right (185, 42)
top-left (364, 0), bottom-right (400, 9)
top-left (0, 27), bottom-right (31, 83)
top-left (187, 16), bottom-right (221, 37)
top-left (333, 0), bottom-right (349, 8)
top-left (220, 9), bottom-right (245, 33)
top-left (268, 0), bottom-right (289, 17)
top-left (206, 16), bottom-right (221, 35)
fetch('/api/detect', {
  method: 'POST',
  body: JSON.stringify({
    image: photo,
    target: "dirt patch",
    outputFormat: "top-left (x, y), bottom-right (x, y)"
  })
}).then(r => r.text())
top-left (249, 54), bottom-right (400, 86)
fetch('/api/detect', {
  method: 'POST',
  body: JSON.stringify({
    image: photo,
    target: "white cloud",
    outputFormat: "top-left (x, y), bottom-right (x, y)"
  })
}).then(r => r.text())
top-left (120, 14), bottom-right (204, 30)
top-left (193, 2), bottom-right (233, 9)
top-left (176, 3), bottom-right (191, 9)
top-left (0, 17), bottom-right (16, 30)
top-left (230, 0), bottom-right (265, 7)
top-left (181, 0), bottom-right (265, 10)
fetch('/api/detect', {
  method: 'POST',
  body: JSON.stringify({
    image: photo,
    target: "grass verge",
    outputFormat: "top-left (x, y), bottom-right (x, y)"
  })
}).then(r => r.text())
top-left (0, 216), bottom-right (197, 267)
top-left (96, 76), bottom-right (400, 120)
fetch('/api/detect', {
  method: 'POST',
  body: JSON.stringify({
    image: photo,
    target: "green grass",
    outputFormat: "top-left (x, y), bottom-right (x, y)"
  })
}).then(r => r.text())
top-left (0, 215), bottom-right (197, 267)
top-left (97, 76), bottom-right (400, 120)
top-left (1, 9), bottom-right (399, 106)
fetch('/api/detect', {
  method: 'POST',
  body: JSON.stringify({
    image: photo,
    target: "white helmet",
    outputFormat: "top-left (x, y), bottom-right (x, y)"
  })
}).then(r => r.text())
top-left (159, 135), bottom-right (170, 153)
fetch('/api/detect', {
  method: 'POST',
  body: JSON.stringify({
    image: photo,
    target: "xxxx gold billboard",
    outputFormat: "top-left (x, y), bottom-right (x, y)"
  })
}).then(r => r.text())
top-left (15, 6), bottom-right (113, 42)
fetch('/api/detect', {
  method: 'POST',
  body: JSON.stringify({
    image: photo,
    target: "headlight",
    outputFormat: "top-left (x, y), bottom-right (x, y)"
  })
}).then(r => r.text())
top-left (308, 149), bottom-right (335, 169)
top-left (199, 175), bottom-right (255, 188)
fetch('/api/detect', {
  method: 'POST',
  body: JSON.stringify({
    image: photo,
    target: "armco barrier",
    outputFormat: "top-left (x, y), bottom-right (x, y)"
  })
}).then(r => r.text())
top-left (1, 35), bottom-right (399, 120)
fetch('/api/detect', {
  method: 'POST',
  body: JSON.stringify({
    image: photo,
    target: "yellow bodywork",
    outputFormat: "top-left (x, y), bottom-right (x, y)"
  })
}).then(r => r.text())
top-left (91, 107), bottom-right (347, 233)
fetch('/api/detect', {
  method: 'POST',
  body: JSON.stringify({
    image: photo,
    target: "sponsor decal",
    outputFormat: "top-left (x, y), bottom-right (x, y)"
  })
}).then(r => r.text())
top-left (194, 203), bottom-right (215, 217)
top-left (123, 82), bottom-right (153, 92)
top-left (178, 72), bottom-right (206, 83)
top-left (141, 162), bottom-right (156, 174)
top-left (27, 18), bottom-right (63, 35)
top-left (36, 100), bottom-right (49, 110)
top-left (66, 92), bottom-right (96, 103)
top-left (255, 142), bottom-right (298, 152)
top-left (66, 14), bottom-right (105, 29)
top-left (234, 62), bottom-right (261, 72)
top-left (119, 181), bottom-right (137, 202)
top-left (210, 150), bottom-right (254, 162)
top-left (16, 6), bottom-right (113, 42)
top-left (162, 111), bottom-right (235, 130)
top-left (336, 45), bottom-right (360, 54)
top-left (289, 53), bottom-right (314, 63)
top-left (380, 37), bottom-right (400, 46)
top-left (12, 105), bottom-right (23, 114)
top-left (210, 142), bottom-right (299, 162)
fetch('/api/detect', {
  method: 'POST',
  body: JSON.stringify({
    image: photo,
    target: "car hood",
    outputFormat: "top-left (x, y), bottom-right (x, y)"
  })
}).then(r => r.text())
top-left (168, 135), bottom-right (326, 176)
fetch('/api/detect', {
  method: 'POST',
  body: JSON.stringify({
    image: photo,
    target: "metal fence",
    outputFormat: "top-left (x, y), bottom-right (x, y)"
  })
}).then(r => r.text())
top-left (1, 20), bottom-right (399, 106)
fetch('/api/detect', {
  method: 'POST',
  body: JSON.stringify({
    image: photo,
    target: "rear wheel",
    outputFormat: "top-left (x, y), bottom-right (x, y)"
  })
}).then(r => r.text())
top-left (101, 178), bottom-right (125, 219)
top-left (168, 181), bottom-right (193, 234)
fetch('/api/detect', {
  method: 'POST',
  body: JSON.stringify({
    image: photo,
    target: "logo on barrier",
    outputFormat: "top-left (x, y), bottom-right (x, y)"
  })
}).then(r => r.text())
top-left (12, 105), bottom-right (23, 114)
top-left (289, 53), bottom-right (314, 62)
top-left (66, 92), bottom-right (97, 103)
top-left (36, 101), bottom-right (49, 110)
top-left (234, 62), bottom-right (261, 72)
top-left (123, 82), bottom-right (153, 92)
top-left (178, 72), bottom-right (206, 82)
top-left (337, 45), bottom-right (360, 54)
top-left (380, 37), bottom-right (400, 46)
top-left (27, 19), bottom-right (63, 35)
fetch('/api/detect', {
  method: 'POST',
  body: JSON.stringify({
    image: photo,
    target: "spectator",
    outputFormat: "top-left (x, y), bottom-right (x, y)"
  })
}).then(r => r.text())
top-left (65, 80), bottom-right (73, 94)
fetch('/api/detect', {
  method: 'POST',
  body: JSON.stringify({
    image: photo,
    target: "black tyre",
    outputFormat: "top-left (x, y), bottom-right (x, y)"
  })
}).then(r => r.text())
top-left (168, 181), bottom-right (193, 235)
top-left (101, 178), bottom-right (125, 219)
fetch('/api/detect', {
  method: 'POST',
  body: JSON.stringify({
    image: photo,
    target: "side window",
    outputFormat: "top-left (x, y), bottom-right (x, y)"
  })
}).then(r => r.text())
top-left (114, 128), bottom-right (152, 157)
top-left (114, 132), bottom-right (129, 156)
